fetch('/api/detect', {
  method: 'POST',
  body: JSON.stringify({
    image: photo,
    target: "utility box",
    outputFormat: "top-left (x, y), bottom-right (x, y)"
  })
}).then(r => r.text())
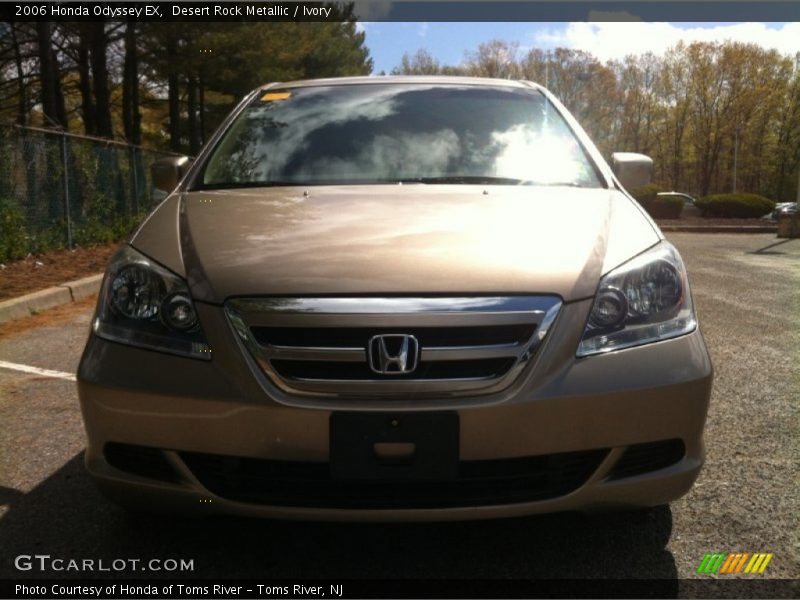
top-left (777, 213), bottom-right (800, 238)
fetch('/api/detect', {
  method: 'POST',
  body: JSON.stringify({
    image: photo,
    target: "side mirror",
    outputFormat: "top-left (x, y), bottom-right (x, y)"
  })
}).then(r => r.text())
top-left (151, 156), bottom-right (192, 193)
top-left (611, 152), bottom-right (653, 190)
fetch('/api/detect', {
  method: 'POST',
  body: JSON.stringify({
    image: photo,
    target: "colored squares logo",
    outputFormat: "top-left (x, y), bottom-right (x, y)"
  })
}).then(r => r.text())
top-left (697, 553), bottom-right (773, 575)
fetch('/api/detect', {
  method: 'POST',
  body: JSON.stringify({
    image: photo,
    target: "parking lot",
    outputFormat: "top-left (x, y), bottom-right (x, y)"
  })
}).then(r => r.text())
top-left (0, 233), bottom-right (797, 586)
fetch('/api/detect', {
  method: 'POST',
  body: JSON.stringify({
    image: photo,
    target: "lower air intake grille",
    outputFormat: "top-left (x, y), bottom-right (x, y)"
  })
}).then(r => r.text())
top-left (608, 439), bottom-right (686, 480)
top-left (179, 448), bottom-right (608, 509)
top-left (104, 443), bottom-right (179, 483)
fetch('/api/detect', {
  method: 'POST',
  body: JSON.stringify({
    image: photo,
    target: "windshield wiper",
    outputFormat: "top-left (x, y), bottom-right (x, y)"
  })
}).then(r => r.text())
top-left (389, 176), bottom-right (589, 187)
top-left (195, 178), bottom-right (592, 190)
top-left (534, 181), bottom-right (588, 188)
top-left (390, 176), bottom-right (528, 185)
top-left (194, 180), bottom-right (313, 190)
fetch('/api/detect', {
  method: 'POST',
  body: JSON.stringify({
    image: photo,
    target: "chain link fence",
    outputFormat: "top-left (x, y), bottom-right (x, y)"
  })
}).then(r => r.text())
top-left (0, 126), bottom-right (184, 263)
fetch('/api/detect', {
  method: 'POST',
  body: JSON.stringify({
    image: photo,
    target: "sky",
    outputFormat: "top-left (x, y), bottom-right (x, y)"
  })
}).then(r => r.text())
top-left (361, 22), bottom-right (800, 74)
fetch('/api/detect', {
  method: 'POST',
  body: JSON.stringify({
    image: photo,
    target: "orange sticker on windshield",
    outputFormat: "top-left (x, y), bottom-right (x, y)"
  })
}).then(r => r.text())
top-left (261, 91), bottom-right (292, 102)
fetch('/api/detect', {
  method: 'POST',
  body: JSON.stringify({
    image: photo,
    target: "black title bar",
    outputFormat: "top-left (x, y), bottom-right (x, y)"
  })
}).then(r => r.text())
top-left (3, 1), bottom-right (800, 22)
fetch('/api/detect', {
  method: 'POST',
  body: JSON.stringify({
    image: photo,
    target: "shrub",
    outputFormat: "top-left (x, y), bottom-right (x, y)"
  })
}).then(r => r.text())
top-left (643, 194), bottom-right (685, 219)
top-left (629, 183), bottom-right (660, 204)
top-left (0, 198), bottom-right (29, 262)
top-left (628, 184), bottom-right (685, 219)
top-left (73, 214), bottom-right (142, 247)
top-left (695, 193), bottom-right (776, 218)
top-left (27, 223), bottom-right (65, 255)
top-left (70, 191), bottom-right (140, 247)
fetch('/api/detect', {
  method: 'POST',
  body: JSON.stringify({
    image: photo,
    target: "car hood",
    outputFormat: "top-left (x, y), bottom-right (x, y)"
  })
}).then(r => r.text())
top-left (132, 185), bottom-right (660, 304)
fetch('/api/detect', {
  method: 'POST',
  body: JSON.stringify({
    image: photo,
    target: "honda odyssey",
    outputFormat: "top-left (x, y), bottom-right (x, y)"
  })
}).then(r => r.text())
top-left (78, 76), bottom-right (713, 520)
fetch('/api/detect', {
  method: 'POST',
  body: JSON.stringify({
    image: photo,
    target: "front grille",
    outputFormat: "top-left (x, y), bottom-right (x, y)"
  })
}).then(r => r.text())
top-left (180, 448), bottom-right (608, 509)
top-left (226, 296), bottom-right (561, 398)
top-left (608, 439), bottom-right (686, 480)
top-left (271, 358), bottom-right (516, 380)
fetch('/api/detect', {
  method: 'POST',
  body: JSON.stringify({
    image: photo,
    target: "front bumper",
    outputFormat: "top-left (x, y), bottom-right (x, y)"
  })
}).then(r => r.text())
top-left (77, 299), bottom-right (713, 521)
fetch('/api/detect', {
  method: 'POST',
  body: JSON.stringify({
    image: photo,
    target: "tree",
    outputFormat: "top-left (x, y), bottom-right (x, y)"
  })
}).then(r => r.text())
top-left (464, 40), bottom-right (519, 79)
top-left (653, 43), bottom-right (692, 189)
top-left (392, 49), bottom-right (442, 75)
top-left (134, 17), bottom-right (372, 153)
top-left (75, 25), bottom-right (97, 134)
top-left (9, 18), bottom-right (794, 201)
top-left (521, 47), bottom-right (620, 152)
top-left (386, 38), bottom-right (800, 200)
top-left (613, 53), bottom-right (661, 155)
top-left (87, 22), bottom-right (113, 137)
top-left (769, 54), bottom-right (800, 201)
top-left (35, 22), bottom-right (63, 127)
top-left (4, 23), bottom-right (31, 125)
top-left (122, 22), bottom-right (141, 145)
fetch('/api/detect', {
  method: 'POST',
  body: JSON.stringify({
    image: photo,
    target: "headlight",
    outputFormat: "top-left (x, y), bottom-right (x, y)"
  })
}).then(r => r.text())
top-left (577, 241), bottom-right (696, 357)
top-left (94, 246), bottom-right (211, 360)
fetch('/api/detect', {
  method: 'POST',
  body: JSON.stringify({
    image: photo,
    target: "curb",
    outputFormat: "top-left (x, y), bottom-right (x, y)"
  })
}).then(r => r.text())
top-left (659, 225), bottom-right (778, 233)
top-left (0, 273), bottom-right (103, 324)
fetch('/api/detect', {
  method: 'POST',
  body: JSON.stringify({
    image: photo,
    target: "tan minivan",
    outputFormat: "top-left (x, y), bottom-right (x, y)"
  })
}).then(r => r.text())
top-left (78, 76), bottom-right (712, 520)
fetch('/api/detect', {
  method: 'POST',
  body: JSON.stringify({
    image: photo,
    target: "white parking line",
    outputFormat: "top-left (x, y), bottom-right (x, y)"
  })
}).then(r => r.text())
top-left (0, 360), bottom-right (76, 382)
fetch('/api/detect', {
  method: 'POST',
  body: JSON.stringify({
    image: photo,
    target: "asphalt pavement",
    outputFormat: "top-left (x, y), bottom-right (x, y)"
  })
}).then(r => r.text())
top-left (0, 234), bottom-right (797, 590)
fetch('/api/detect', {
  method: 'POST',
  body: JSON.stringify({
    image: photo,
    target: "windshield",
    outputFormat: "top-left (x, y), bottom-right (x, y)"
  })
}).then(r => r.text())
top-left (199, 83), bottom-right (603, 189)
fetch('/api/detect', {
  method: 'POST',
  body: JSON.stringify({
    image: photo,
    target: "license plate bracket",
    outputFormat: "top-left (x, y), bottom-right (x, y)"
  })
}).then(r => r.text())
top-left (330, 412), bottom-right (459, 481)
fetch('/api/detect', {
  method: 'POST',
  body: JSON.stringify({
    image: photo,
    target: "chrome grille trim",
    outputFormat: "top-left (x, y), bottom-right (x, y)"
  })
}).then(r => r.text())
top-left (225, 296), bottom-right (562, 399)
top-left (228, 296), bottom-right (558, 314)
top-left (421, 343), bottom-right (521, 361)
top-left (265, 346), bottom-right (365, 362)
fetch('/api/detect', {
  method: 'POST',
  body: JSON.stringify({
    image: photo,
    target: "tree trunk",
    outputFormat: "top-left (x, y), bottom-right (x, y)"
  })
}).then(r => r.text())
top-left (167, 37), bottom-right (181, 152)
top-left (77, 28), bottom-right (96, 134)
top-left (36, 22), bottom-right (60, 127)
top-left (89, 22), bottom-right (113, 138)
top-left (122, 22), bottom-right (141, 144)
top-left (199, 74), bottom-right (206, 145)
top-left (10, 24), bottom-right (28, 126)
top-left (187, 74), bottom-right (200, 155)
top-left (52, 47), bottom-right (67, 127)
top-left (131, 57), bottom-right (141, 147)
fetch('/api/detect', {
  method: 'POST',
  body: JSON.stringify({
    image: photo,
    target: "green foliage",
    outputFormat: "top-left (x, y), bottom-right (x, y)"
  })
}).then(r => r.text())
top-left (628, 184), bottom-right (684, 218)
top-left (0, 126), bottom-right (162, 261)
top-left (138, 18), bottom-right (373, 145)
top-left (0, 174), bottom-right (144, 262)
top-left (645, 194), bottom-right (685, 219)
top-left (389, 39), bottom-right (800, 202)
top-left (392, 49), bottom-right (442, 75)
top-left (26, 223), bottom-right (64, 255)
top-left (71, 190), bottom-right (144, 246)
top-left (629, 183), bottom-right (660, 203)
top-left (650, 194), bottom-right (685, 206)
top-left (0, 198), bottom-right (28, 262)
top-left (0, 199), bottom-right (75, 262)
top-left (73, 213), bottom-right (142, 246)
top-left (0, 211), bottom-right (142, 263)
top-left (696, 193), bottom-right (776, 218)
